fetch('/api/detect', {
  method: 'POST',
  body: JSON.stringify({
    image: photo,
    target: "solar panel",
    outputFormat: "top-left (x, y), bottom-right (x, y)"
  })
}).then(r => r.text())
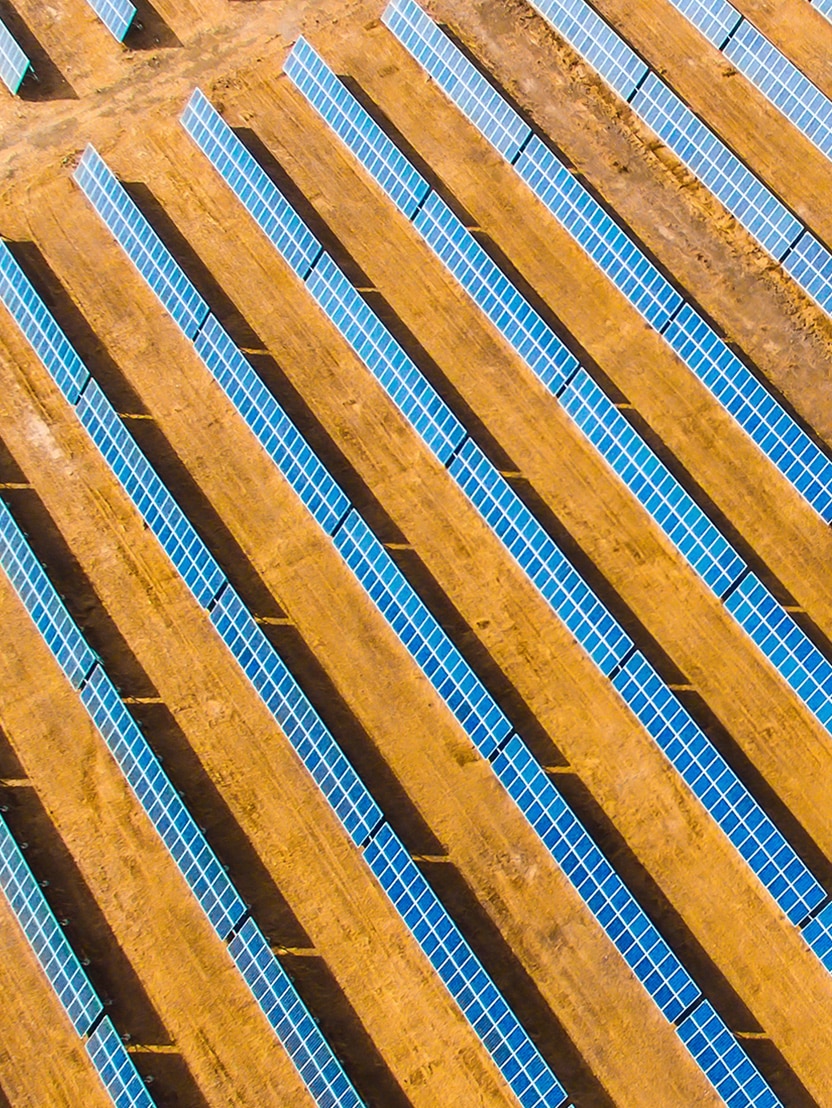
top-left (75, 378), bottom-right (227, 609)
top-left (74, 146), bottom-right (210, 340)
top-left (181, 90), bottom-right (324, 278)
top-left (628, 74), bottom-right (802, 261)
top-left (228, 918), bottom-right (362, 1108)
top-left (0, 499), bottom-right (97, 689)
top-left (523, 0), bottom-right (649, 98)
top-left (804, 902), bottom-right (832, 971)
top-left (677, 1001), bottom-right (781, 1107)
top-left (209, 584), bottom-right (384, 848)
top-left (80, 664), bottom-right (247, 939)
top-left (813, 0), bottom-right (832, 21)
top-left (0, 815), bottom-right (103, 1036)
top-left (364, 822), bottom-right (569, 1108)
top-left (0, 241), bottom-right (91, 404)
top-left (84, 0), bottom-right (136, 42)
top-left (283, 40), bottom-right (435, 214)
top-left (663, 0), bottom-right (742, 47)
top-left (493, 736), bottom-right (700, 1021)
top-left (193, 314), bottom-right (351, 535)
top-left (723, 22), bottom-right (832, 160)
top-left (86, 1017), bottom-right (156, 1108)
top-left (0, 19), bottom-right (30, 95)
top-left (782, 230), bottom-right (832, 314)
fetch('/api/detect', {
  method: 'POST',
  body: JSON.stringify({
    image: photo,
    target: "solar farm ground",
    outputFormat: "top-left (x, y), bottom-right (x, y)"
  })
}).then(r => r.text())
top-left (1, 0), bottom-right (832, 1105)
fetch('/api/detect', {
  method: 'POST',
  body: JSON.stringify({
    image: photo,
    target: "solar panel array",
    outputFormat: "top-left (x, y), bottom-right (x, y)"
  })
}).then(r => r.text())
top-left (84, 0), bottom-right (136, 42)
top-left (282, 31), bottom-right (830, 921)
top-left (180, 79), bottom-right (802, 1105)
top-left (12, 171), bottom-right (570, 1108)
top-left (0, 274), bottom-right (364, 1108)
top-left (0, 18), bottom-right (30, 96)
top-left (383, 1), bottom-right (832, 528)
top-left (812, 0), bottom-right (832, 22)
top-left (0, 738), bottom-right (152, 1106)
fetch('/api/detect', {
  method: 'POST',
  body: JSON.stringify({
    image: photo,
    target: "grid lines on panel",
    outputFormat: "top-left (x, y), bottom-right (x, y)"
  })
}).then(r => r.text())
top-left (86, 1017), bottom-right (155, 1108)
top-left (664, 0), bottom-right (742, 47)
top-left (782, 230), bottom-right (832, 314)
top-left (84, 0), bottom-right (136, 41)
top-left (80, 665), bottom-right (247, 940)
top-left (0, 19), bottom-right (29, 95)
top-left (75, 377), bottom-right (227, 608)
top-left (181, 90), bottom-right (323, 278)
top-left (0, 816), bottom-right (103, 1036)
top-left (492, 737), bottom-right (700, 1021)
top-left (804, 902), bottom-right (832, 971)
top-left (0, 240), bottom-right (91, 404)
top-left (284, 38), bottom-right (433, 216)
top-left (229, 918), bottom-right (362, 1108)
top-left (193, 314), bottom-right (350, 534)
top-left (629, 74), bottom-right (802, 260)
top-left (611, 651), bottom-right (825, 924)
top-left (364, 823), bottom-right (568, 1108)
top-left (74, 146), bottom-right (209, 339)
top-left (677, 1001), bottom-right (781, 1107)
top-left (0, 499), bottom-right (96, 689)
top-left (209, 584), bottom-right (383, 848)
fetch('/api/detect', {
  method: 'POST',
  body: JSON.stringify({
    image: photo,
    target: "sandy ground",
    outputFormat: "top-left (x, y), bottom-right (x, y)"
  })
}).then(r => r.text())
top-left (0, 0), bottom-right (831, 1105)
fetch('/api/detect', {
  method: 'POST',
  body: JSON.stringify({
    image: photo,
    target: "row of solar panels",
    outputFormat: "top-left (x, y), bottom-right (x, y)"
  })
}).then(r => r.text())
top-left (72, 115), bottom-right (793, 1104)
top-left (279, 26), bottom-right (832, 941)
top-left (170, 79), bottom-right (815, 1103)
top-left (0, 231), bottom-right (567, 1108)
top-left (0, 713), bottom-right (153, 1106)
top-left (519, 0), bottom-right (832, 322)
top-left (0, 367), bottom-right (363, 1108)
top-left (0, 0), bottom-right (135, 94)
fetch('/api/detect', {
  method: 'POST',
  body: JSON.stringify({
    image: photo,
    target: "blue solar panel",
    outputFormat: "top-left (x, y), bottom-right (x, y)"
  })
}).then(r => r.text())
top-left (0, 241), bottom-right (91, 404)
top-left (75, 378), bottom-right (227, 608)
top-left (611, 651), bottom-right (825, 925)
top-left (304, 252), bottom-right (468, 465)
top-left (665, 0), bottom-right (742, 47)
top-left (492, 737), bottom-right (700, 1021)
top-left (629, 74), bottom-right (803, 261)
top-left (85, 0), bottom-right (136, 41)
top-left (193, 314), bottom-right (350, 535)
top-left (804, 901), bottom-right (832, 971)
top-left (449, 437), bottom-right (634, 675)
top-left (364, 822), bottom-right (568, 1108)
top-left (559, 368), bottom-right (746, 596)
top-left (284, 39), bottom-right (434, 215)
top-left (782, 230), bottom-right (832, 314)
top-left (86, 1017), bottom-right (155, 1108)
top-left (74, 147), bottom-right (209, 340)
top-left (0, 499), bottom-right (97, 689)
top-left (81, 665), bottom-right (247, 939)
top-left (677, 1002), bottom-right (781, 1107)
top-left (181, 90), bottom-right (323, 279)
top-left (0, 815), bottom-right (103, 1036)
top-left (209, 584), bottom-right (384, 848)
top-left (813, 0), bottom-right (832, 21)
top-left (0, 19), bottom-right (30, 95)
top-left (723, 22), bottom-right (832, 160)
top-left (662, 306), bottom-right (832, 521)
top-left (527, 0), bottom-right (648, 98)
top-left (229, 918), bottom-right (362, 1108)
top-left (333, 509), bottom-right (512, 759)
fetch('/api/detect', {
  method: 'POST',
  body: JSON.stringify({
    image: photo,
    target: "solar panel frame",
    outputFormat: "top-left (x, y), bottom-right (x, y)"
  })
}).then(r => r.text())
top-left (0, 816), bottom-right (103, 1036)
top-left (75, 377), bottom-right (227, 609)
top-left (84, 0), bottom-right (136, 42)
top-left (0, 499), bottom-right (97, 689)
top-left (80, 665), bottom-right (248, 940)
top-left (0, 19), bottom-right (30, 95)
top-left (364, 822), bottom-right (569, 1108)
top-left (86, 1017), bottom-right (156, 1108)
top-left (677, 1001), bottom-right (782, 1107)
top-left (0, 241), bottom-right (91, 404)
top-left (74, 146), bottom-right (210, 340)
top-left (229, 918), bottom-right (362, 1108)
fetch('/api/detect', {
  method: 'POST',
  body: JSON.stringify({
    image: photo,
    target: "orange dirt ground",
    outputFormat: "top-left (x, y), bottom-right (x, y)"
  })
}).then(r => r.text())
top-left (0, 0), bottom-right (831, 1106)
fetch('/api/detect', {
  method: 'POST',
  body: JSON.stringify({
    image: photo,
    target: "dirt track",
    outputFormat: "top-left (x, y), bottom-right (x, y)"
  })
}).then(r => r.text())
top-left (0, 0), bottom-right (831, 1105)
